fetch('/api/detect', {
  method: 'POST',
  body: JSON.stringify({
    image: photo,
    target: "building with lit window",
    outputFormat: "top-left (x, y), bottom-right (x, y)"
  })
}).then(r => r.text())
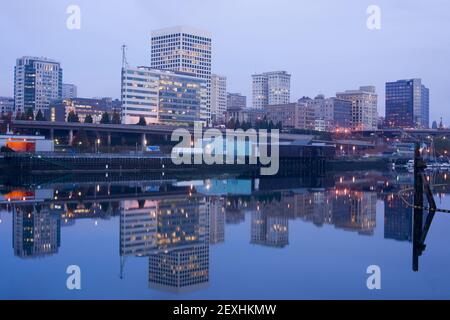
top-left (14, 56), bottom-right (62, 115)
top-left (121, 66), bottom-right (206, 125)
top-left (336, 86), bottom-right (378, 131)
top-left (252, 71), bottom-right (291, 109)
top-left (47, 97), bottom-right (121, 123)
top-left (385, 78), bottom-right (429, 129)
top-left (151, 26), bottom-right (212, 124)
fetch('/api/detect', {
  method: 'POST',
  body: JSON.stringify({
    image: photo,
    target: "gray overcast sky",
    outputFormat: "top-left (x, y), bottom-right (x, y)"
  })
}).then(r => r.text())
top-left (1, 0), bottom-right (449, 123)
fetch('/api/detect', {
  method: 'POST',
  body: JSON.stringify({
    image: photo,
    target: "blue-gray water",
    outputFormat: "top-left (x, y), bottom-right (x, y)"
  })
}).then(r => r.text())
top-left (1, 172), bottom-right (450, 300)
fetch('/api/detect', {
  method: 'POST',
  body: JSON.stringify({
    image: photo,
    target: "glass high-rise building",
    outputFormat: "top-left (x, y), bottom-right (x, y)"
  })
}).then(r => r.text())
top-left (150, 26), bottom-right (212, 124)
top-left (14, 56), bottom-right (63, 115)
top-left (385, 78), bottom-right (430, 129)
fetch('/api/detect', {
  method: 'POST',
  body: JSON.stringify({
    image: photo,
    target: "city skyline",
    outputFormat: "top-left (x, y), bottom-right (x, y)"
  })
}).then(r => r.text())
top-left (1, 1), bottom-right (449, 124)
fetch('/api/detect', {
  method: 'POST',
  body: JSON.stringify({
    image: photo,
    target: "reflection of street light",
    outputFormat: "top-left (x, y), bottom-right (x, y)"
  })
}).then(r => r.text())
top-left (95, 138), bottom-right (101, 153)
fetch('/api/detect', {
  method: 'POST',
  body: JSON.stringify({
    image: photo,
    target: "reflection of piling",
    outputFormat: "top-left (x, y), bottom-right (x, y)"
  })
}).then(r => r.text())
top-left (413, 143), bottom-right (424, 272)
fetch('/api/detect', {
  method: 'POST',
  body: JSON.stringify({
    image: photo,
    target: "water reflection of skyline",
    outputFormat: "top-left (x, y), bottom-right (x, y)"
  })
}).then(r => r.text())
top-left (1, 171), bottom-right (442, 293)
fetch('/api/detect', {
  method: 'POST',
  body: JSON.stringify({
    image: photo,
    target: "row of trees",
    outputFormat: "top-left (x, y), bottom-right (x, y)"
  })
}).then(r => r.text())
top-left (225, 116), bottom-right (283, 131)
top-left (67, 111), bottom-right (121, 124)
top-left (15, 108), bottom-right (47, 121)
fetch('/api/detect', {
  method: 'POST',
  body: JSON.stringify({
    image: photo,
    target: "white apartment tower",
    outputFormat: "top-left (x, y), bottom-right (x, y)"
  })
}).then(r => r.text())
top-left (336, 86), bottom-right (378, 131)
top-left (151, 26), bottom-right (212, 124)
top-left (14, 56), bottom-right (62, 115)
top-left (252, 71), bottom-right (291, 109)
top-left (211, 74), bottom-right (227, 124)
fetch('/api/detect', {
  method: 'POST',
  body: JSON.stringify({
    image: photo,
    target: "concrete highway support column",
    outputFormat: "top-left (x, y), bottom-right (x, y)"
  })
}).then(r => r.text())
top-left (141, 133), bottom-right (147, 152)
top-left (68, 130), bottom-right (74, 146)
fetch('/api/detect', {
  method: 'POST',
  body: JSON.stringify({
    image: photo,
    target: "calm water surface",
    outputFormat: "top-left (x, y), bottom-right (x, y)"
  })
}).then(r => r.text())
top-left (1, 172), bottom-right (450, 299)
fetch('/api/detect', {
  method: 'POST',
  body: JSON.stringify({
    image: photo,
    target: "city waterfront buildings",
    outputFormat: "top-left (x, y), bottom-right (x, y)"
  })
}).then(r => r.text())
top-left (385, 78), bottom-right (430, 129)
top-left (151, 26), bottom-right (212, 124)
top-left (14, 56), bottom-right (62, 115)
top-left (121, 66), bottom-right (207, 125)
top-left (62, 83), bottom-right (78, 99)
top-left (211, 74), bottom-right (227, 124)
top-left (252, 71), bottom-right (291, 109)
top-left (336, 86), bottom-right (378, 131)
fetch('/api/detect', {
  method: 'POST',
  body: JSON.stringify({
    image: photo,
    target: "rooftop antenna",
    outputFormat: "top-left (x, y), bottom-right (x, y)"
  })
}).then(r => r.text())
top-left (121, 44), bottom-right (129, 69)
top-left (121, 44), bottom-right (128, 108)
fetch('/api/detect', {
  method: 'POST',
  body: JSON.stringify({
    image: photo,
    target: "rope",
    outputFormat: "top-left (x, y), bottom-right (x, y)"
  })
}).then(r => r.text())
top-left (397, 184), bottom-right (450, 213)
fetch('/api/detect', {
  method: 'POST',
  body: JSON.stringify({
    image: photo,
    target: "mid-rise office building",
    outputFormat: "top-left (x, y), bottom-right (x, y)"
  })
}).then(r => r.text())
top-left (265, 103), bottom-right (298, 130)
top-left (14, 56), bottom-right (62, 115)
top-left (385, 78), bottom-right (430, 129)
top-left (62, 83), bottom-right (77, 99)
top-left (227, 93), bottom-right (246, 110)
top-left (252, 71), bottom-right (291, 109)
top-left (211, 74), bottom-right (227, 124)
top-left (48, 97), bottom-right (121, 123)
top-left (151, 26), bottom-right (212, 124)
top-left (306, 95), bottom-right (352, 132)
top-left (336, 86), bottom-right (378, 131)
top-left (0, 97), bottom-right (14, 115)
top-left (121, 66), bottom-right (206, 125)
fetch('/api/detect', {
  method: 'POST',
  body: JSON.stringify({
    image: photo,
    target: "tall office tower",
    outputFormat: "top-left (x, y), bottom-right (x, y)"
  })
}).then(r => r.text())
top-left (62, 83), bottom-right (77, 99)
top-left (227, 93), bottom-right (247, 110)
top-left (121, 66), bottom-right (206, 125)
top-left (385, 78), bottom-right (430, 129)
top-left (210, 74), bottom-right (227, 124)
top-left (14, 56), bottom-right (62, 115)
top-left (151, 26), bottom-right (212, 124)
top-left (252, 71), bottom-right (291, 109)
top-left (0, 97), bottom-right (14, 115)
top-left (336, 86), bottom-right (378, 131)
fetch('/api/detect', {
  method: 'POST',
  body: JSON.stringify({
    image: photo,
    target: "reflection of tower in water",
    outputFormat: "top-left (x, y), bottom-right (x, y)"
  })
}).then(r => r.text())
top-left (384, 195), bottom-right (412, 242)
top-left (148, 196), bottom-right (210, 292)
top-left (250, 211), bottom-right (289, 248)
top-left (13, 204), bottom-right (61, 258)
top-left (209, 197), bottom-right (225, 245)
